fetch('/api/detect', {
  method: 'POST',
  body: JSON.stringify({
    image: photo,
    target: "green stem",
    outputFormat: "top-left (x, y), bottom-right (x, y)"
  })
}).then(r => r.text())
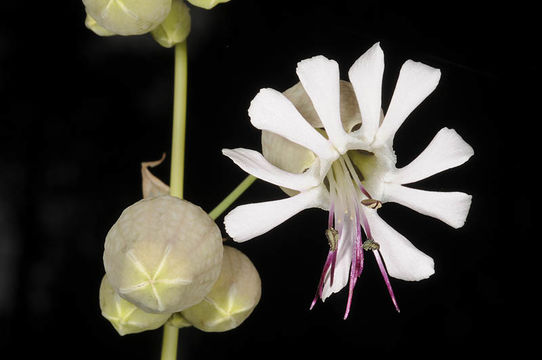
top-left (161, 41), bottom-right (188, 360)
top-left (169, 41), bottom-right (188, 199)
top-left (209, 175), bottom-right (257, 220)
top-left (160, 324), bottom-right (180, 360)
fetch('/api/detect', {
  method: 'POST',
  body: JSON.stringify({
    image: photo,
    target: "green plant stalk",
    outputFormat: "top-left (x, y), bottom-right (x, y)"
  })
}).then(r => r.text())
top-left (209, 175), bottom-right (257, 220)
top-left (169, 41), bottom-right (188, 200)
top-left (161, 323), bottom-right (180, 360)
top-left (160, 39), bottom-right (256, 360)
top-left (161, 40), bottom-right (187, 360)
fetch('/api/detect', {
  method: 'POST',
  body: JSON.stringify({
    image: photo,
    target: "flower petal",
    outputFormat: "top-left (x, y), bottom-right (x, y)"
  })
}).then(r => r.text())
top-left (348, 42), bottom-right (385, 143)
top-left (222, 148), bottom-right (320, 191)
top-left (383, 183), bottom-right (472, 229)
top-left (224, 186), bottom-right (329, 243)
top-left (375, 60), bottom-right (441, 146)
top-left (296, 56), bottom-right (354, 154)
top-left (387, 127), bottom-right (474, 185)
top-left (364, 210), bottom-right (434, 281)
top-left (248, 88), bottom-right (338, 165)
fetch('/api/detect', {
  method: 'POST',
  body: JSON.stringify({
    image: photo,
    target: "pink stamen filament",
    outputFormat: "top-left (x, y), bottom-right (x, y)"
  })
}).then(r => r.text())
top-left (373, 249), bottom-right (400, 313)
top-left (343, 154), bottom-right (372, 199)
top-left (310, 249), bottom-right (337, 310)
top-left (313, 155), bottom-right (400, 317)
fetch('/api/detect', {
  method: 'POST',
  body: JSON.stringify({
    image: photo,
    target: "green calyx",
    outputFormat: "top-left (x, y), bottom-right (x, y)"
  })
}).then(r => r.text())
top-left (99, 275), bottom-right (171, 336)
top-left (85, 15), bottom-right (115, 36)
top-left (152, 0), bottom-right (191, 48)
top-left (103, 195), bottom-right (224, 314)
top-left (82, 0), bottom-right (172, 36)
top-left (186, 0), bottom-right (230, 10)
top-left (180, 246), bottom-right (261, 332)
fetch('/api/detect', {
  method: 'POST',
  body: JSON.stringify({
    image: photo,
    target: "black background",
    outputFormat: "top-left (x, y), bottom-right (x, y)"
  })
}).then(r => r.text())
top-left (0, 0), bottom-right (534, 358)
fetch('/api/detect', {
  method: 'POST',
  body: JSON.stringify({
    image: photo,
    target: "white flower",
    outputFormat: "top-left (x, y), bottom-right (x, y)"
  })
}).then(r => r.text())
top-left (222, 43), bottom-right (474, 318)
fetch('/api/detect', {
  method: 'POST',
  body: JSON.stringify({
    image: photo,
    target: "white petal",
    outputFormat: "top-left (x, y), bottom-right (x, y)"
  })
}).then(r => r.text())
top-left (321, 218), bottom-right (355, 300)
top-left (364, 210), bottom-right (434, 281)
top-left (296, 56), bottom-right (354, 154)
top-left (224, 186), bottom-right (329, 243)
top-left (387, 127), bottom-right (474, 184)
top-left (348, 42), bottom-right (385, 143)
top-left (248, 88), bottom-right (338, 165)
top-left (375, 60), bottom-right (441, 146)
top-left (222, 148), bottom-right (321, 191)
top-left (383, 183), bottom-right (472, 229)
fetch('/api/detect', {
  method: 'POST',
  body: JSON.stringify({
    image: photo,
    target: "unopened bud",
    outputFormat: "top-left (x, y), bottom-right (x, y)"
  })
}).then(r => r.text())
top-left (104, 195), bottom-right (223, 314)
top-left (152, 0), bottom-right (191, 48)
top-left (85, 15), bottom-right (115, 37)
top-left (82, 0), bottom-right (172, 36)
top-left (186, 0), bottom-right (230, 10)
top-left (99, 275), bottom-right (170, 335)
top-left (181, 246), bottom-right (261, 332)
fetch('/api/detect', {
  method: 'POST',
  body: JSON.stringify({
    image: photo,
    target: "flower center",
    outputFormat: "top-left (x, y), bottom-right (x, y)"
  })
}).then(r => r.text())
top-left (310, 153), bottom-right (400, 318)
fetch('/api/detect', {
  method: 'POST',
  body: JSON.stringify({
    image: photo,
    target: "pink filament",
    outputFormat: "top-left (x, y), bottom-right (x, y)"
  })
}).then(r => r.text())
top-left (373, 250), bottom-right (400, 313)
top-left (310, 249), bottom-right (337, 310)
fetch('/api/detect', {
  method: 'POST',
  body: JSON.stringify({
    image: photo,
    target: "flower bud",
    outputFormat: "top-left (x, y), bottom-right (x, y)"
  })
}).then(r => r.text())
top-left (151, 0), bottom-right (191, 48)
top-left (85, 15), bottom-right (115, 37)
top-left (104, 195), bottom-right (223, 314)
top-left (186, 0), bottom-right (230, 10)
top-left (99, 275), bottom-right (171, 335)
top-left (181, 246), bottom-right (261, 332)
top-left (82, 0), bottom-right (172, 36)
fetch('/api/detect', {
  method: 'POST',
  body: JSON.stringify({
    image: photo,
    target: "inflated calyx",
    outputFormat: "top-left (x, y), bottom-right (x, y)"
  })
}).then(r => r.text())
top-left (103, 195), bottom-right (223, 314)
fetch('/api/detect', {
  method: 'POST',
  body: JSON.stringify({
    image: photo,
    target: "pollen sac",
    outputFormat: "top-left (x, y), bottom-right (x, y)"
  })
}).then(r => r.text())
top-left (362, 238), bottom-right (380, 251)
top-left (151, 0), bottom-right (191, 48)
top-left (99, 275), bottom-right (171, 336)
top-left (186, 0), bottom-right (230, 10)
top-left (103, 195), bottom-right (223, 314)
top-left (361, 199), bottom-right (382, 210)
top-left (180, 246), bottom-right (261, 332)
top-left (82, 0), bottom-right (172, 36)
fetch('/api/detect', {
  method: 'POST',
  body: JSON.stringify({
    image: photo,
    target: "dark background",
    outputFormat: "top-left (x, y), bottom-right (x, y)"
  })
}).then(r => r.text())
top-left (0, 0), bottom-right (534, 358)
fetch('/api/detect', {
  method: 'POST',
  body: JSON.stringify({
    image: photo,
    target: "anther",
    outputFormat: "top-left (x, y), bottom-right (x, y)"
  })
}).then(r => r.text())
top-left (362, 238), bottom-right (380, 251)
top-left (325, 228), bottom-right (339, 251)
top-left (361, 199), bottom-right (382, 210)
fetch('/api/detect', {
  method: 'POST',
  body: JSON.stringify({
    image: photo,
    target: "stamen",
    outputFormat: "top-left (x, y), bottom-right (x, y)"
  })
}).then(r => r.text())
top-left (343, 154), bottom-right (372, 199)
top-left (373, 249), bottom-right (400, 313)
top-left (353, 208), bottom-right (364, 278)
top-left (362, 238), bottom-right (380, 251)
top-left (361, 199), bottom-right (382, 209)
top-left (329, 251), bottom-right (337, 287)
top-left (325, 227), bottom-right (339, 286)
top-left (344, 251), bottom-right (357, 319)
top-left (325, 228), bottom-right (339, 252)
top-left (344, 210), bottom-right (364, 320)
top-left (328, 202), bottom-right (335, 229)
top-left (358, 206), bottom-right (373, 241)
top-left (321, 154), bottom-right (400, 317)
top-left (310, 249), bottom-right (336, 310)
top-left (327, 164), bottom-right (343, 234)
top-left (335, 157), bottom-right (368, 319)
